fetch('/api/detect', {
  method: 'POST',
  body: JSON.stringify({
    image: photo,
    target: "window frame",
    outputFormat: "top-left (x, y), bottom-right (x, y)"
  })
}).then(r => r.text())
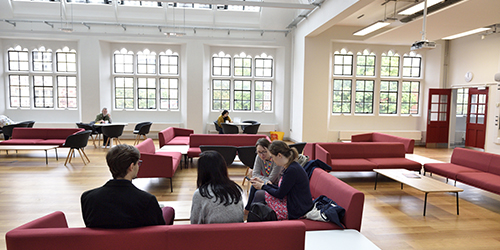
top-left (354, 80), bottom-right (374, 114)
top-left (379, 80), bottom-right (399, 115)
top-left (401, 81), bottom-right (420, 115)
top-left (332, 79), bottom-right (352, 114)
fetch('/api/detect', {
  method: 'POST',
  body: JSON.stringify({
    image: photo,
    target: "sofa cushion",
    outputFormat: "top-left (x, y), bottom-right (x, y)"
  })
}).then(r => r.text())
top-left (187, 148), bottom-right (202, 158)
top-left (38, 139), bottom-right (67, 146)
top-left (166, 136), bottom-right (190, 145)
top-left (451, 147), bottom-right (491, 172)
top-left (318, 143), bottom-right (366, 159)
top-left (456, 172), bottom-right (500, 195)
top-left (330, 159), bottom-right (377, 171)
top-left (424, 163), bottom-right (480, 179)
top-left (189, 134), bottom-right (267, 147)
top-left (0, 139), bottom-right (44, 145)
top-left (368, 158), bottom-right (421, 171)
top-left (135, 138), bottom-right (156, 154)
top-left (360, 143), bottom-right (406, 158)
top-left (487, 154), bottom-right (500, 176)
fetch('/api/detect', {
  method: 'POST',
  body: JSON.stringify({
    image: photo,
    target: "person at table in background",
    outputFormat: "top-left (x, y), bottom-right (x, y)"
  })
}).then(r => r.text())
top-left (250, 140), bottom-right (313, 220)
top-left (95, 107), bottom-right (112, 124)
top-left (81, 144), bottom-right (171, 228)
top-left (94, 107), bottom-right (112, 146)
top-left (245, 138), bottom-right (283, 211)
top-left (190, 150), bottom-right (244, 224)
top-left (216, 110), bottom-right (232, 134)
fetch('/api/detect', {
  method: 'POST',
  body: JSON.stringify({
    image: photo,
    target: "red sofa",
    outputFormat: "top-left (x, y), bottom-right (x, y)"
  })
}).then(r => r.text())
top-left (5, 211), bottom-right (306, 250)
top-left (158, 127), bottom-right (194, 148)
top-left (316, 142), bottom-right (421, 172)
top-left (0, 128), bottom-right (84, 146)
top-left (424, 148), bottom-right (500, 195)
top-left (135, 138), bottom-right (182, 192)
top-left (351, 132), bottom-right (415, 154)
top-left (187, 134), bottom-right (268, 159)
top-left (303, 143), bottom-right (317, 160)
top-left (299, 168), bottom-right (364, 231)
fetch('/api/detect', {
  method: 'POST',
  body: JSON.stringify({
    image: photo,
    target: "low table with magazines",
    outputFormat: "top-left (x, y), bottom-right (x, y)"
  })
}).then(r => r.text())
top-left (374, 168), bottom-right (464, 216)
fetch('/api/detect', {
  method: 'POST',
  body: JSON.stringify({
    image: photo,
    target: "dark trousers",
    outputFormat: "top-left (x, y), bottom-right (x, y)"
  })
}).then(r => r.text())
top-left (245, 186), bottom-right (265, 210)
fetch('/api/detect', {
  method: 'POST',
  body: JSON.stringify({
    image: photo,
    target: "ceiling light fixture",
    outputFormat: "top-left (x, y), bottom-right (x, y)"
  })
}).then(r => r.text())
top-left (442, 27), bottom-right (491, 40)
top-left (353, 21), bottom-right (391, 36)
top-left (398, 0), bottom-right (443, 15)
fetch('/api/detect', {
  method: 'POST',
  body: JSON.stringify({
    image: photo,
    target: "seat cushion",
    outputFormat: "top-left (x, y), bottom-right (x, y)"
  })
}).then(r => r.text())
top-left (166, 136), bottom-right (190, 145)
top-left (37, 139), bottom-right (66, 146)
top-left (424, 163), bottom-right (480, 179)
top-left (187, 148), bottom-right (201, 158)
top-left (0, 139), bottom-right (44, 145)
top-left (368, 158), bottom-right (421, 171)
top-left (457, 172), bottom-right (500, 195)
top-left (330, 159), bottom-right (377, 171)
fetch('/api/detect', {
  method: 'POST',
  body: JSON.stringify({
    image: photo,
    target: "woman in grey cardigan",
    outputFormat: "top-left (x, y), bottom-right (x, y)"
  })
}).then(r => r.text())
top-left (190, 151), bottom-right (244, 224)
top-left (245, 138), bottom-right (283, 210)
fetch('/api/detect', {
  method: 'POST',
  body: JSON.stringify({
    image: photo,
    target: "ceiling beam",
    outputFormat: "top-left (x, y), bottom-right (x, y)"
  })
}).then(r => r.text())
top-left (139, 0), bottom-right (317, 9)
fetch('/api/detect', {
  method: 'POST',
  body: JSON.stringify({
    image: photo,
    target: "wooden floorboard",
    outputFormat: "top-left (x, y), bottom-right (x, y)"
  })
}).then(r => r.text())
top-left (2, 142), bottom-right (500, 249)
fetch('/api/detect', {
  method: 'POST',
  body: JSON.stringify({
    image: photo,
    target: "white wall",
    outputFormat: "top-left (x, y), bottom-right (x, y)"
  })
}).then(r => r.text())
top-left (447, 32), bottom-right (500, 153)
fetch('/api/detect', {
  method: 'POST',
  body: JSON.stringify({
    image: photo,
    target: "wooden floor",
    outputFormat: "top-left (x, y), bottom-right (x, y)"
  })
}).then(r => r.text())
top-left (2, 141), bottom-right (500, 249)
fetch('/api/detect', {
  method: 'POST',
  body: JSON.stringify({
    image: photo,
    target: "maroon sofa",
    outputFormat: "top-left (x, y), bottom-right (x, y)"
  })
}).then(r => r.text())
top-left (351, 132), bottom-right (415, 154)
top-left (0, 128), bottom-right (84, 146)
top-left (5, 211), bottom-right (306, 250)
top-left (158, 127), bottom-right (194, 148)
top-left (303, 143), bottom-right (317, 160)
top-left (135, 138), bottom-right (182, 192)
top-left (187, 134), bottom-right (268, 159)
top-left (299, 168), bottom-right (365, 231)
top-left (424, 148), bottom-right (500, 195)
top-left (316, 142), bottom-right (421, 172)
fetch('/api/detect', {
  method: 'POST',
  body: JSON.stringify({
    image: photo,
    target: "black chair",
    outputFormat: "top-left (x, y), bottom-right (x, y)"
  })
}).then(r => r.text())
top-left (76, 122), bottom-right (99, 148)
top-left (213, 121), bottom-right (222, 134)
top-left (237, 146), bottom-right (257, 186)
top-left (101, 124), bottom-right (125, 148)
top-left (241, 120), bottom-right (258, 131)
top-left (289, 142), bottom-right (307, 154)
top-left (2, 123), bottom-right (29, 140)
top-left (221, 123), bottom-right (239, 134)
top-left (62, 130), bottom-right (91, 166)
top-left (18, 120), bottom-right (35, 128)
top-left (133, 122), bottom-right (152, 145)
top-left (243, 123), bottom-right (260, 134)
top-left (200, 145), bottom-right (238, 166)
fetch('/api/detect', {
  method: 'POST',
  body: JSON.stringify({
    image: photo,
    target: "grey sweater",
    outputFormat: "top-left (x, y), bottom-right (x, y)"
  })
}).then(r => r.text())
top-left (190, 187), bottom-right (244, 224)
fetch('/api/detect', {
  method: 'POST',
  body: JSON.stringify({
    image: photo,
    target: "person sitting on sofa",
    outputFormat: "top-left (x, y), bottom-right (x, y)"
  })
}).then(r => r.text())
top-left (250, 141), bottom-right (313, 220)
top-left (190, 151), bottom-right (244, 224)
top-left (81, 144), bottom-right (167, 228)
top-left (245, 138), bottom-right (283, 211)
top-left (216, 110), bottom-right (232, 134)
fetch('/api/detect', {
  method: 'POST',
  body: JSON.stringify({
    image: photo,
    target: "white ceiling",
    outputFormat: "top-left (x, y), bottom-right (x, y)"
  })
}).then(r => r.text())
top-left (323, 0), bottom-right (500, 45)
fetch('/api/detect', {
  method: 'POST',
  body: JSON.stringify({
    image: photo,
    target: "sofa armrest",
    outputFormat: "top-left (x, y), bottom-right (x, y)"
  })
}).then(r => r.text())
top-left (351, 133), bottom-right (373, 142)
top-left (315, 144), bottom-right (331, 166)
top-left (162, 206), bottom-right (175, 225)
top-left (174, 127), bottom-right (194, 136)
top-left (10, 211), bottom-right (69, 230)
top-left (137, 153), bottom-right (175, 178)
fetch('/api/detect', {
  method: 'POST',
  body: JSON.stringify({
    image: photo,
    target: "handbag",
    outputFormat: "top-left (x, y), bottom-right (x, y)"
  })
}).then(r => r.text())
top-left (247, 202), bottom-right (277, 222)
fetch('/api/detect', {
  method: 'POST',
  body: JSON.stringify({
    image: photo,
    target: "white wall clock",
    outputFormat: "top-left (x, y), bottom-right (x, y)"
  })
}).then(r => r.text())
top-left (465, 71), bottom-right (474, 82)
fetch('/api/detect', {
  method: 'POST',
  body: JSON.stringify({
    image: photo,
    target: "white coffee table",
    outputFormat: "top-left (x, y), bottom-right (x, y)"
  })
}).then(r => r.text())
top-left (0, 145), bottom-right (59, 164)
top-left (305, 229), bottom-right (380, 250)
top-left (158, 145), bottom-right (189, 168)
top-left (374, 168), bottom-right (464, 216)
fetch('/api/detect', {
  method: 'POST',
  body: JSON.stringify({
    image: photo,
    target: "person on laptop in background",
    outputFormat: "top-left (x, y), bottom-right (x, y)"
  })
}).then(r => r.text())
top-left (216, 110), bottom-right (232, 134)
top-left (81, 144), bottom-right (172, 228)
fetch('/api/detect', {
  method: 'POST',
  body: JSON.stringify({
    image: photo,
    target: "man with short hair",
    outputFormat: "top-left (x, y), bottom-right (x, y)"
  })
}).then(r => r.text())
top-left (81, 144), bottom-right (168, 228)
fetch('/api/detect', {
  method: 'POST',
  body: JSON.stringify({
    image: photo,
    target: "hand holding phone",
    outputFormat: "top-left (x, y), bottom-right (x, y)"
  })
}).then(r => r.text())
top-left (244, 176), bottom-right (251, 181)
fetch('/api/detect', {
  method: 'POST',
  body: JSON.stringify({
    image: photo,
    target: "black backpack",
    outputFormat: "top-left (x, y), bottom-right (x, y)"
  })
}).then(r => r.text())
top-left (247, 202), bottom-right (277, 222)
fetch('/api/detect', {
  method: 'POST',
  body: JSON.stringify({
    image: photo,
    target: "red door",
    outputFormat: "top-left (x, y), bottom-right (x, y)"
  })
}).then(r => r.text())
top-left (426, 89), bottom-right (451, 146)
top-left (465, 87), bottom-right (488, 149)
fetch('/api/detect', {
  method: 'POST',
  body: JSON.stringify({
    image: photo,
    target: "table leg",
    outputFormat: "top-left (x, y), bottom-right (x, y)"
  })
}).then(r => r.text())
top-left (456, 192), bottom-right (460, 215)
top-left (374, 172), bottom-right (379, 190)
top-left (55, 148), bottom-right (58, 161)
top-left (423, 192), bottom-right (428, 216)
top-left (45, 150), bottom-right (48, 165)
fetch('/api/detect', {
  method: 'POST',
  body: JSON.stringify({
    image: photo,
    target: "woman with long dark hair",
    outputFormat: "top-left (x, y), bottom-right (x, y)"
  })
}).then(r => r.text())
top-left (190, 151), bottom-right (244, 224)
top-left (251, 141), bottom-right (313, 220)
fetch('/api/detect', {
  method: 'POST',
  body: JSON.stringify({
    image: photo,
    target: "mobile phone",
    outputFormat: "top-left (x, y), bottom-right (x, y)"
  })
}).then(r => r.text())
top-left (244, 176), bottom-right (251, 181)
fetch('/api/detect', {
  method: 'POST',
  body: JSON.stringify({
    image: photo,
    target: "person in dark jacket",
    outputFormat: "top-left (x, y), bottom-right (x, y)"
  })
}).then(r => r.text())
top-left (250, 141), bottom-right (313, 220)
top-left (81, 144), bottom-right (167, 228)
